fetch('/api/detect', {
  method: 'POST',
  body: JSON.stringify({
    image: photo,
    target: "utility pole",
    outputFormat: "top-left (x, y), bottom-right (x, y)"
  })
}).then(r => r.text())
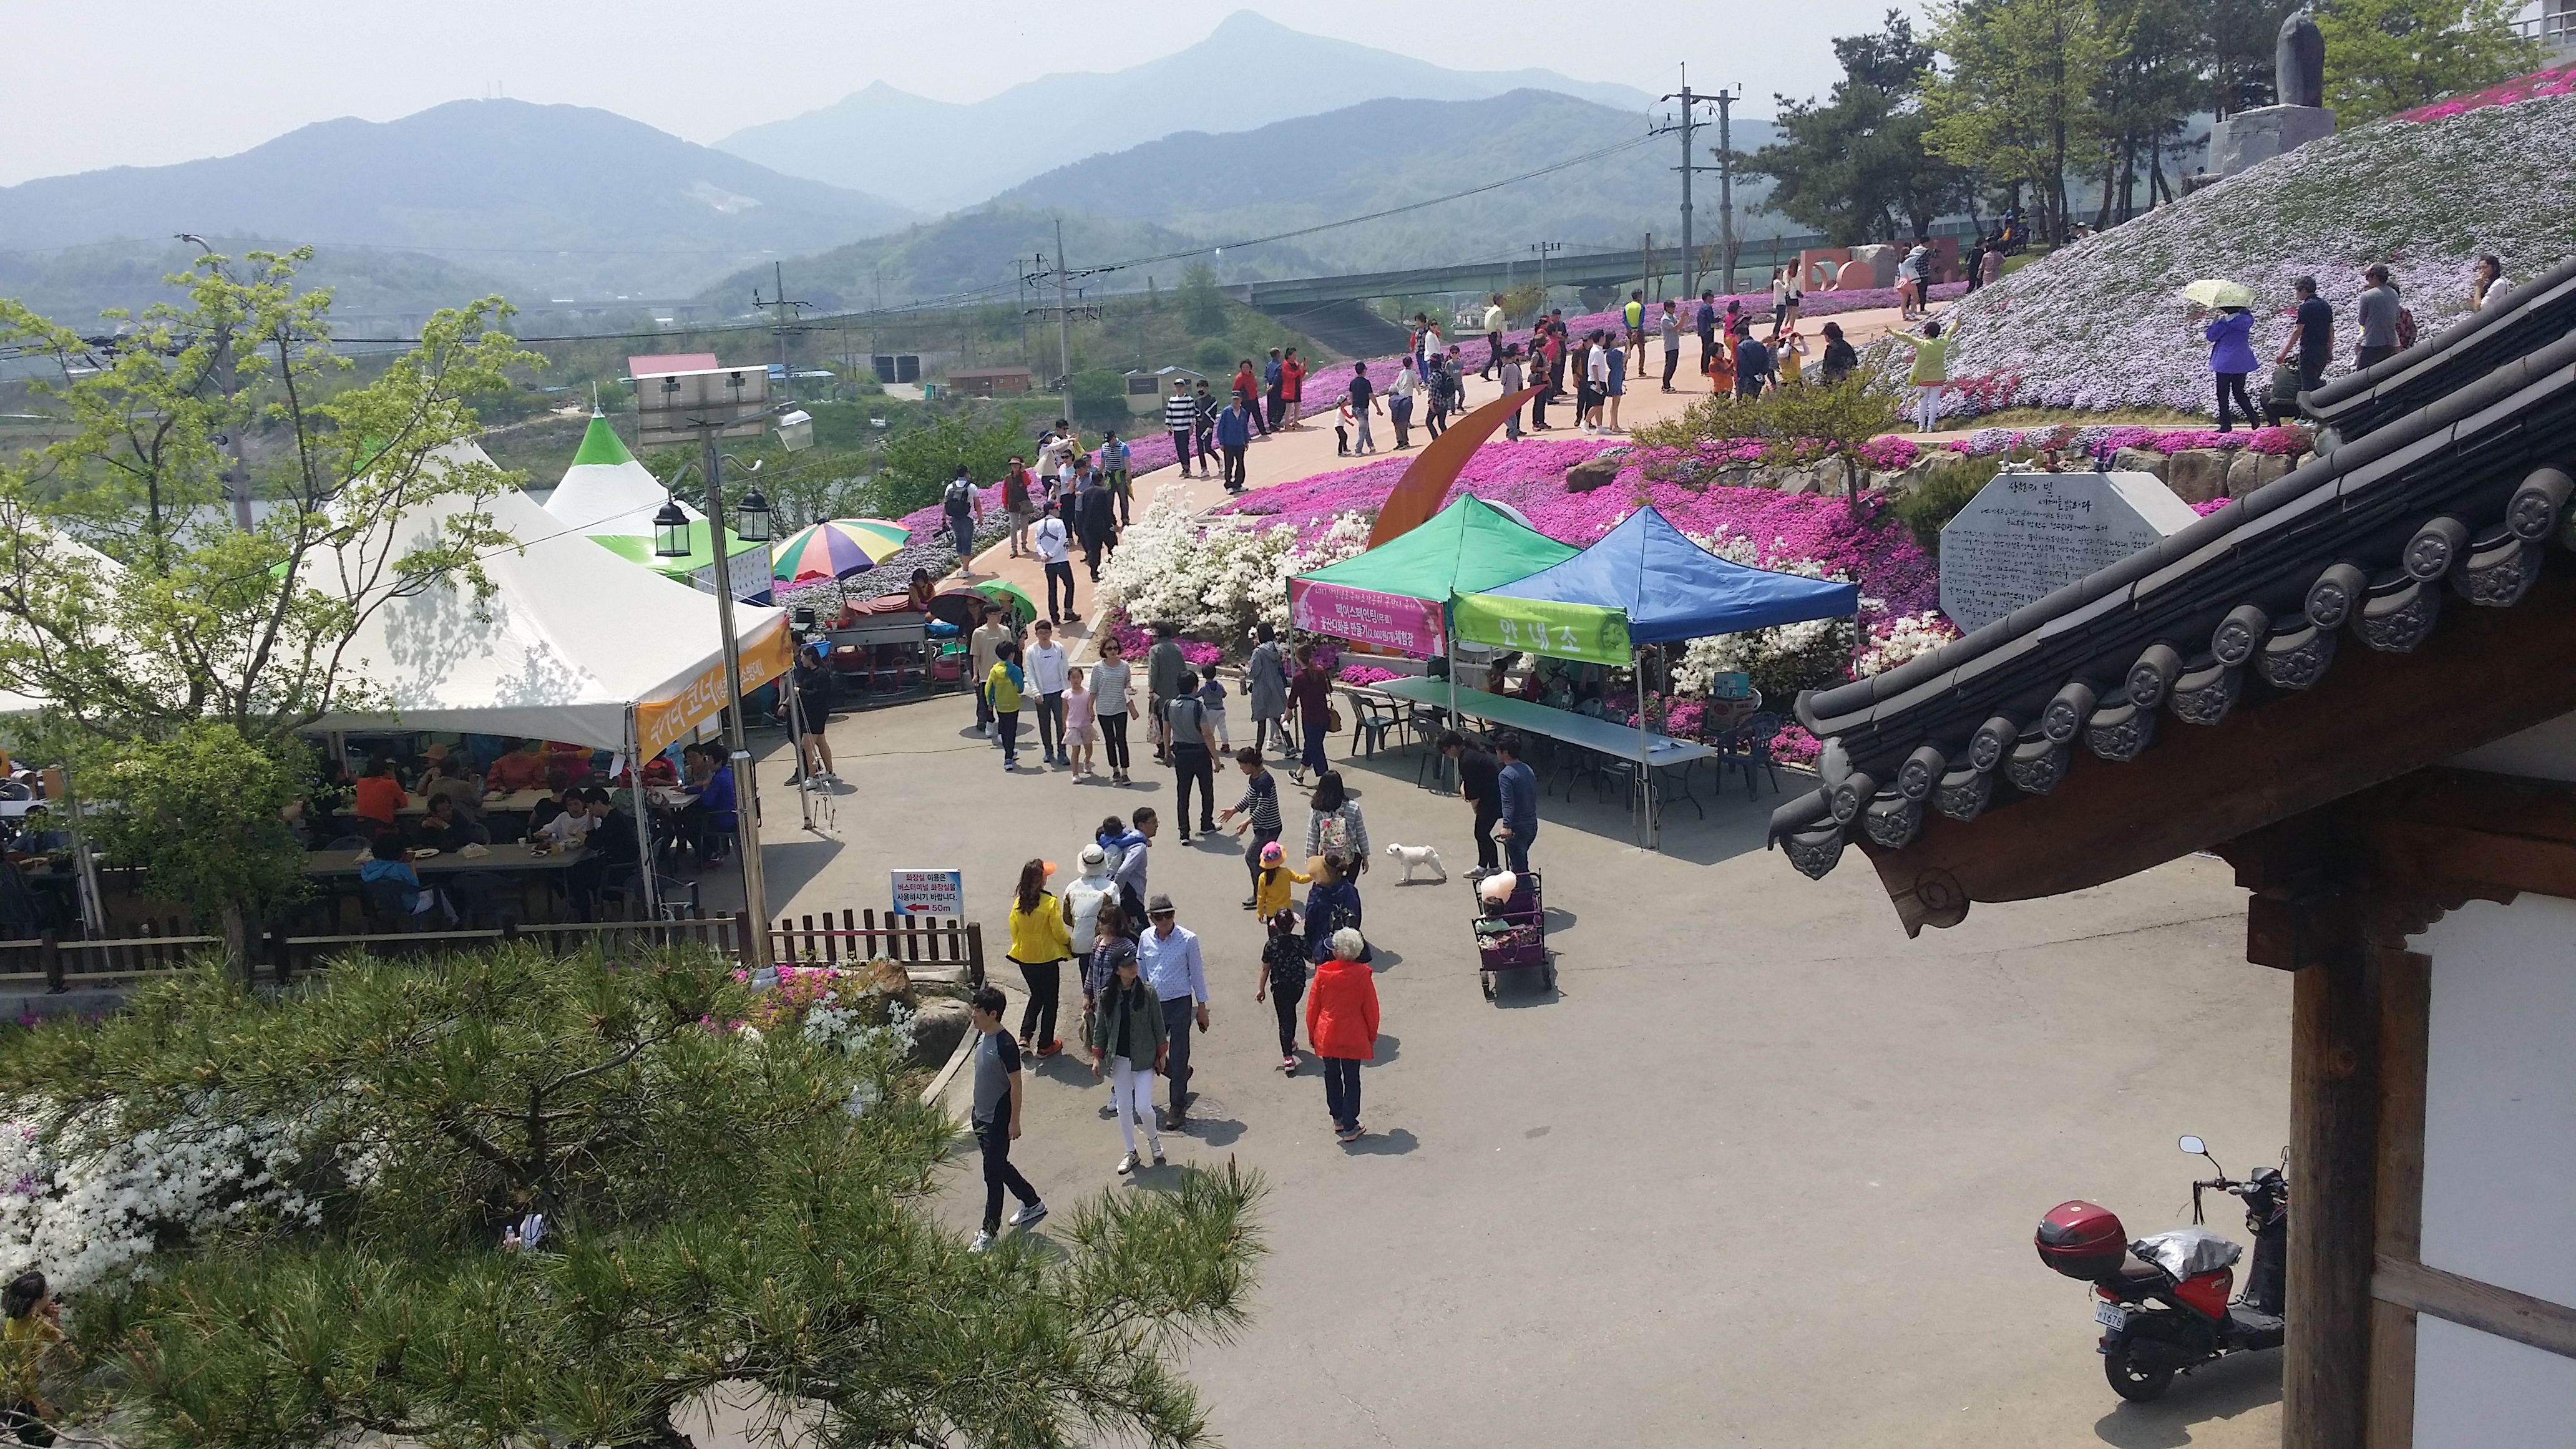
top-left (753, 262), bottom-right (811, 403)
top-left (1529, 242), bottom-right (1563, 317)
top-left (1652, 69), bottom-right (1733, 300)
top-left (1053, 220), bottom-right (1075, 426)
top-left (1715, 87), bottom-right (1740, 296)
top-left (1023, 224), bottom-right (1103, 424)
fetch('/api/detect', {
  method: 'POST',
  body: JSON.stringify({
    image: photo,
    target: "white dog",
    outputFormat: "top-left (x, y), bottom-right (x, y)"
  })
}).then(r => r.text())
top-left (1385, 842), bottom-right (1448, 884)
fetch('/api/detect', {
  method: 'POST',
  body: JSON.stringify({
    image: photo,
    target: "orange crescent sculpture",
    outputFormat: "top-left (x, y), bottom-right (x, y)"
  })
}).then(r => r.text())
top-left (1363, 384), bottom-right (1543, 549)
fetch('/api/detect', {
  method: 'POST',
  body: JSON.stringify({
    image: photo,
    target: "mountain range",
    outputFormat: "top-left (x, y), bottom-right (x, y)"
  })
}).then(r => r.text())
top-left (715, 11), bottom-right (1656, 212)
top-left (0, 100), bottom-right (918, 308)
top-left (716, 90), bottom-right (1782, 311)
top-left (0, 17), bottom-right (1755, 326)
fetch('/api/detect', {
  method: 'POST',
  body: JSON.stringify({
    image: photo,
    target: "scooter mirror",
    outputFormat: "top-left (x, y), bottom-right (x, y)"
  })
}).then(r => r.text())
top-left (2178, 1135), bottom-right (2207, 1156)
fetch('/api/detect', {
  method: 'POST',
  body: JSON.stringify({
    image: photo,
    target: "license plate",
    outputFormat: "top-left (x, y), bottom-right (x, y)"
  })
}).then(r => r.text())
top-left (2095, 1301), bottom-right (2129, 1333)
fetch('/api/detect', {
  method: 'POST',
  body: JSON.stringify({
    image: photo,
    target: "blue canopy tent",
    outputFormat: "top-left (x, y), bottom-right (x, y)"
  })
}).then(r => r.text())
top-left (1480, 505), bottom-right (1861, 642)
top-left (1470, 505), bottom-right (1861, 846)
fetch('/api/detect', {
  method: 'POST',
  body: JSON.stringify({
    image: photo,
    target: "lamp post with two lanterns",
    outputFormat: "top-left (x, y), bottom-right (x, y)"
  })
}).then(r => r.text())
top-left (637, 364), bottom-right (784, 972)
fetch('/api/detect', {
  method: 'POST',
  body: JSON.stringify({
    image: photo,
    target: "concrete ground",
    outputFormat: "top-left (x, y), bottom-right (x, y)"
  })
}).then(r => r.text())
top-left (721, 692), bottom-right (2289, 1448)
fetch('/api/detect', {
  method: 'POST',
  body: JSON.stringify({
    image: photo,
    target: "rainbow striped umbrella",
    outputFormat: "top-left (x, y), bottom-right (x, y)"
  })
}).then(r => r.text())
top-left (771, 519), bottom-right (910, 583)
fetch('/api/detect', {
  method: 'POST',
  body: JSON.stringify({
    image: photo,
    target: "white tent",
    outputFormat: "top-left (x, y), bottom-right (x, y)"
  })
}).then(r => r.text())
top-left (545, 411), bottom-right (696, 537)
top-left (305, 485), bottom-right (789, 754)
top-left (542, 412), bottom-right (769, 602)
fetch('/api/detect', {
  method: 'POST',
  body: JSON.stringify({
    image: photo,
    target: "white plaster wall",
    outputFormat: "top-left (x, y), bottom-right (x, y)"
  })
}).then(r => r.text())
top-left (2449, 708), bottom-right (2576, 781)
top-left (2415, 1315), bottom-right (2576, 1449)
top-left (2409, 894), bottom-right (2576, 1447)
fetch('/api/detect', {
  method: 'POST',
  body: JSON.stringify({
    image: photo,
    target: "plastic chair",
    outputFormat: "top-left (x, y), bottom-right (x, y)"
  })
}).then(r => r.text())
top-left (1733, 712), bottom-right (1784, 798)
top-left (1345, 692), bottom-right (1400, 758)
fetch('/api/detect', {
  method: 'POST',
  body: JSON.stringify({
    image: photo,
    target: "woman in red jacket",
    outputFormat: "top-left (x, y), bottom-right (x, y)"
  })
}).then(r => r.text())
top-left (1305, 926), bottom-right (1380, 1142)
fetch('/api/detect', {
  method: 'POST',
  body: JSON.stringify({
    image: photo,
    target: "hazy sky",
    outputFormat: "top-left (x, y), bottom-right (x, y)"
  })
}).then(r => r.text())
top-left (4, 0), bottom-right (1917, 187)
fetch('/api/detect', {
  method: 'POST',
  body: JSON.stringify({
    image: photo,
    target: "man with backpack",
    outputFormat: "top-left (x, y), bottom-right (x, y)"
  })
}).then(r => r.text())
top-left (1480, 293), bottom-right (1506, 379)
top-left (942, 466), bottom-right (983, 580)
top-left (1164, 670), bottom-right (1219, 842)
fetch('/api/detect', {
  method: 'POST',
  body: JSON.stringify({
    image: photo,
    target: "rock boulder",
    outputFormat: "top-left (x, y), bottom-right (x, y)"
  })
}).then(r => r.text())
top-left (2110, 447), bottom-right (2169, 479)
top-left (906, 998), bottom-right (972, 1071)
top-left (1566, 456), bottom-right (1621, 493)
top-left (2164, 449), bottom-right (2226, 505)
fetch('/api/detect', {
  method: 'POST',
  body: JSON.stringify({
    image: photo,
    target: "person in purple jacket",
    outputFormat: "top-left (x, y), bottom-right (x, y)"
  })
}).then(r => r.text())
top-left (2205, 304), bottom-right (2260, 432)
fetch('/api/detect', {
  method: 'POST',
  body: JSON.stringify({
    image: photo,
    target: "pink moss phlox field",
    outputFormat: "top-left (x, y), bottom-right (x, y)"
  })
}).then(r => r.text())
top-left (1941, 422), bottom-right (2313, 459)
top-left (1336, 664), bottom-right (1400, 685)
top-left (2398, 63), bottom-right (2576, 122)
top-left (1209, 437), bottom-right (1943, 625)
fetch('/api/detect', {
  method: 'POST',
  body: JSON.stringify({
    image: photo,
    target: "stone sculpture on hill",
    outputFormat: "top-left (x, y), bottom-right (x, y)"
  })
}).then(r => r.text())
top-left (2278, 7), bottom-right (2326, 110)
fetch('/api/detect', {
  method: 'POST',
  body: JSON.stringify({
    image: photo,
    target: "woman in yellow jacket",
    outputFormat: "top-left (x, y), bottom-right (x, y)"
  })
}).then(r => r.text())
top-left (1006, 856), bottom-right (1073, 1055)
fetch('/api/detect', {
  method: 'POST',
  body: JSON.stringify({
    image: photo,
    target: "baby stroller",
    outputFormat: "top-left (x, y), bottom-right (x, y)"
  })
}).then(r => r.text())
top-left (1468, 867), bottom-right (1551, 999)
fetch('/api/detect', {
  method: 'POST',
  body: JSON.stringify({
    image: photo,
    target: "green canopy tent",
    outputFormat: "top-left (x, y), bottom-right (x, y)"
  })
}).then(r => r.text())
top-left (544, 412), bottom-right (769, 602)
top-left (1289, 494), bottom-right (1579, 723)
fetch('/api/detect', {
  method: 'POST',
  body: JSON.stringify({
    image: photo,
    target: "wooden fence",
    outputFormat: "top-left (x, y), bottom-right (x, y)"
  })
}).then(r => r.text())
top-left (0, 909), bottom-right (985, 994)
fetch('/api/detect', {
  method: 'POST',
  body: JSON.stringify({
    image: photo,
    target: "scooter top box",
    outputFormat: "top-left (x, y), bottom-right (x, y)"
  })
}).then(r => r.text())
top-left (2035, 1199), bottom-right (2129, 1279)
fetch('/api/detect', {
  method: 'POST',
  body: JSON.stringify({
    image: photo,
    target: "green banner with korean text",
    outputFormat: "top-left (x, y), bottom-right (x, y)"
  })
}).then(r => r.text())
top-left (1451, 593), bottom-right (1632, 665)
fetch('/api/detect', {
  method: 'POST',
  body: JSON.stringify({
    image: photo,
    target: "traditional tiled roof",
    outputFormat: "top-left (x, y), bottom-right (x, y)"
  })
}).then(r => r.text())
top-left (1770, 254), bottom-right (2576, 882)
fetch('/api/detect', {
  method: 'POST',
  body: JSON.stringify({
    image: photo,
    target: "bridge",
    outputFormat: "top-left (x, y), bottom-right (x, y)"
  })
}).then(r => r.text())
top-left (1219, 221), bottom-right (1982, 312)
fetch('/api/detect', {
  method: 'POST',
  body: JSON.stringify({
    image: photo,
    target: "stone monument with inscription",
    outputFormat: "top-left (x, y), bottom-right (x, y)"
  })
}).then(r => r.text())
top-left (1938, 469), bottom-right (2201, 635)
top-left (2198, 9), bottom-right (2337, 183)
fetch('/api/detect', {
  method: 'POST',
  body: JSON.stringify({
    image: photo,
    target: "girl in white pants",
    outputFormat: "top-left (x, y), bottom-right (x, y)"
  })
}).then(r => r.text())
top-left (1088, 932), bottom-right (1168, 1173)
top-left (1110, 1058), bottom-right (1161, 1162)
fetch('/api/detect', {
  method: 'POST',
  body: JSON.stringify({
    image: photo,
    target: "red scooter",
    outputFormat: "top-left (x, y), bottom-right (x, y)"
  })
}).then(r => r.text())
top-left (2034, 1135), bottom-right (2289, 1401)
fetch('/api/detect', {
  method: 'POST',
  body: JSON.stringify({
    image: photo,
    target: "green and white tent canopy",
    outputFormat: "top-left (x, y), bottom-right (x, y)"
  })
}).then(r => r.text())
top-left (542, 413), bottom-right (768, 601)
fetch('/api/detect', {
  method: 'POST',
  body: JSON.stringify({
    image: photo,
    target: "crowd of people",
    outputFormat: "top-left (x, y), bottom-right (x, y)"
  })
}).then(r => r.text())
top-left (291, 733), bottom-right (747, 928)
top-left (965, 743), bottom-right (1395, 1251)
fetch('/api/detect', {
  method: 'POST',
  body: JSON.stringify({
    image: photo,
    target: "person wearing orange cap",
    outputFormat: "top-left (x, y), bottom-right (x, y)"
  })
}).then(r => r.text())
top-left (1005, 857), bottom-right (1071, 1056)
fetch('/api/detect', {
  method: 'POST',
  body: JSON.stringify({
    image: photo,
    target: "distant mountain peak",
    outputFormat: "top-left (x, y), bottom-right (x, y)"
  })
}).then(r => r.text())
top-left (715, 18), bottom-right (1653, 212)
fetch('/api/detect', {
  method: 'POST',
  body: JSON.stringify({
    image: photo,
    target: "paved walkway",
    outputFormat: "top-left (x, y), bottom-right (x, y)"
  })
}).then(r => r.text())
top-left (723, 693), bottom-right (2285, 1448)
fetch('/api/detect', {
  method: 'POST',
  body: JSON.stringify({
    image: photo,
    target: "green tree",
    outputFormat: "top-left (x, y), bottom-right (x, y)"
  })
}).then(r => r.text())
top-left (3, 946), bottom-right (1266, 1449)
top-left (1068, 368), bottom-right (1131, 436)
top-left (1178, 261), bottom-right (1229, 336)
top-left (1749, 10), bottom-right (1973, 244)
top-left (1924, 0), bottom-right (2118, 243)
top-left (879, 412), bottom-right (1035, 515)
top-left (85, 723), bottom-right (309, 962)
top-left (2086, 0), bottom-right (2214, 223)
top-left (0, 249), bottom-right (536, 962)
top-left (2316, 0), bottom-right (2542, 124)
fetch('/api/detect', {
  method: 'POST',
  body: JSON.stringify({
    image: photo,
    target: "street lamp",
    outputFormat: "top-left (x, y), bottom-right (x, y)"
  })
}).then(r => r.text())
top-left (633, 364), bottom-right (783, 971)
top-left (652, 499), bottom-right (690, 561)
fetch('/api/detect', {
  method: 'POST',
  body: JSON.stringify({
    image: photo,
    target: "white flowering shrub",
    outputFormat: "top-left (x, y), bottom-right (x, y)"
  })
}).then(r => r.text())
top-left (1851, 611), bottom-right (1962, 678)
top-left (1097, 500), bottom-right (1370, 647)
top-left (1905, 91), bottom-right (2576, 418)
top-left (1667, 527), bottom-right (1861, 701)
top-left (0, 1095), bottom-right (325, 1295)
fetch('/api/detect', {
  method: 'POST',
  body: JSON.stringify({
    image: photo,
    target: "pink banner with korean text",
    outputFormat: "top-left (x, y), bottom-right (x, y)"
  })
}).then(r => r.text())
top-left (1288, 578), bottom-right (1447, 658)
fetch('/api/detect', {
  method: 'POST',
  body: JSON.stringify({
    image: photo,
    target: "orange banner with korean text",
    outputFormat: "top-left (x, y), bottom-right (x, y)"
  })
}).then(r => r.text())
top-left (636, 613), bottom-right (794, 758)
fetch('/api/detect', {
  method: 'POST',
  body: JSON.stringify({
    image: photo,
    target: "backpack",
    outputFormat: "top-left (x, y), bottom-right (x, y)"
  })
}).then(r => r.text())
top-left (944, 477), bottom-right (975, 513)
top-left (1316, 807), bottom-right (1351, 857)
top-left (1264, 929), bottom-right (1309, 992)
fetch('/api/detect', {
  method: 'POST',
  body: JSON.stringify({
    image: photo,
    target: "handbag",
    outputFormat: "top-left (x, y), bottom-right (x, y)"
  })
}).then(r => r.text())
top-left (1325, 705), bottom-right (1344, 734)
